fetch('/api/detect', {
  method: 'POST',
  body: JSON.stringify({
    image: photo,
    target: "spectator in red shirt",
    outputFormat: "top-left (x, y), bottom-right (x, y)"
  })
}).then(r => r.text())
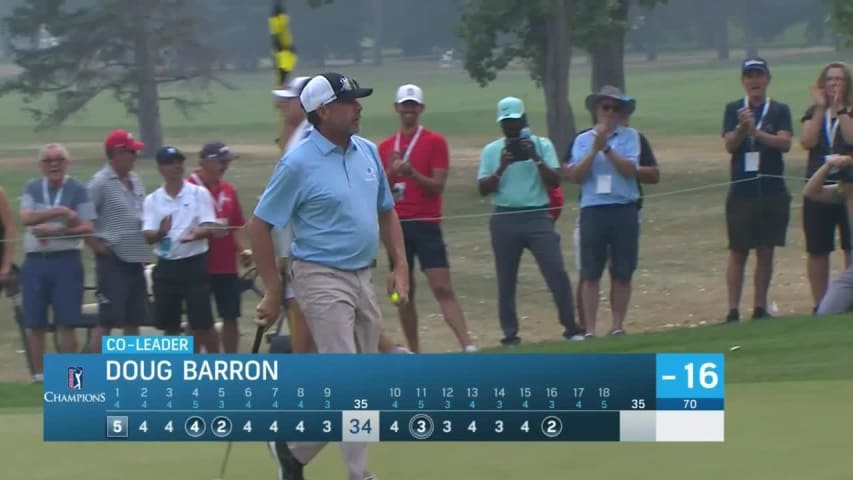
top-left (378, 84), bottom-right (476, 353)
top-left (187, 141), bottom-right (252, 353)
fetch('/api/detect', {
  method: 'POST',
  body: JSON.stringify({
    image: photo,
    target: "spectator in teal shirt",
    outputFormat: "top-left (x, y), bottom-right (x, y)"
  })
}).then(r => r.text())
top-left (477, 96), bottom-right (585, 346)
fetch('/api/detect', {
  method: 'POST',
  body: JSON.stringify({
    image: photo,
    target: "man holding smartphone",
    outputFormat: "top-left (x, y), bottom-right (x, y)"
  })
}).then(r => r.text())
top-left (477, 96), bottom-right (584, 346)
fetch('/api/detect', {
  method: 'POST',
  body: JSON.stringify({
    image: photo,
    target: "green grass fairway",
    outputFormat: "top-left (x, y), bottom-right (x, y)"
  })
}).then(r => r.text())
top-left (1, 315), bottom-right (850, 479)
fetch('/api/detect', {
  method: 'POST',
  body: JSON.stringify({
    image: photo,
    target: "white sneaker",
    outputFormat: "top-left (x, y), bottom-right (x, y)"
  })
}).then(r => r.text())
top-left (32, 373), bottom-right (44, 383)
top-left (568, 335), bottom-right (586, 341)
top-left (464, 345), bottom-right (478, 353)
top-left (392, 346), bottom-right (413, 354)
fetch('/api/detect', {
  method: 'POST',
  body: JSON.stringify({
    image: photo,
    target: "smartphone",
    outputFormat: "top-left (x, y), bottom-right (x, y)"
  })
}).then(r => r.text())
top-left (506, 137), bottom-right (526, 161)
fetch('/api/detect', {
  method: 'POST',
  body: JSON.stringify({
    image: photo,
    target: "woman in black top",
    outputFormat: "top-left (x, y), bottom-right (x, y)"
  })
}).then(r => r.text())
top-left (799, 61), bottom-right (853, 313)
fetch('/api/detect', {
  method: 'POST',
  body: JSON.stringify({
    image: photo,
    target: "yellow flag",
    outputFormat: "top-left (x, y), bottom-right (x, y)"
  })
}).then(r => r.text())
top-left (270, 1), bottom-right (298, 85)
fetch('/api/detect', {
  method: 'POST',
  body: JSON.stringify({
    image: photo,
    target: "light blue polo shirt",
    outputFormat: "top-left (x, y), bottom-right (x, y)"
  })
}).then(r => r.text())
top-left (477, 134), bottom-right (560, 208)
top-left (254, 129), bottom-right (395, 271)
top-left (569, 126), bottom-right (640, 208)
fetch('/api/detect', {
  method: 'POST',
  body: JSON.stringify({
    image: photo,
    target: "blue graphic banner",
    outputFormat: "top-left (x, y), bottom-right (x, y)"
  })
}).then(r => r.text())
top-left (42, 351), bottom-right (725, 442)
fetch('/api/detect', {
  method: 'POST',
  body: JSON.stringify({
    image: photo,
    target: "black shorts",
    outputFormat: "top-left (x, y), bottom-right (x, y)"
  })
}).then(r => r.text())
top-left (803, 198), bottom-right (852, 255)
top-left (395, 221), bottom-right (449, 271)
top-left (151, 253), bottom-right (214, 332)
top-left (95, 252), bottom-right (151, 328)
top-left (210, 273), bottom-right (241, 320)
top-left (726, 193), bottom-right (791, 251)
top-left (579, 204), bottom-right (639, 282)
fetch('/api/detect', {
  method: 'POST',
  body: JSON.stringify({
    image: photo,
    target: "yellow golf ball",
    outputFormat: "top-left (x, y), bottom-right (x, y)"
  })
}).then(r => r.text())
top-left (390, 292), bottom-right (399, 304)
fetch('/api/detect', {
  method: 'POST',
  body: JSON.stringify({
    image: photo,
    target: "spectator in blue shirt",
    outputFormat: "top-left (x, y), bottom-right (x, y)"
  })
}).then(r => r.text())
top-left (721, 58), bottom-right (793, 322)
top-left (566, 86), bottom-right (641, 337)
top-left (567, 96), bottom-right (660, 334)
top-left (246, 72), bottom-right (407, 480)
top-left (19, 144), bottom-right (95, 382)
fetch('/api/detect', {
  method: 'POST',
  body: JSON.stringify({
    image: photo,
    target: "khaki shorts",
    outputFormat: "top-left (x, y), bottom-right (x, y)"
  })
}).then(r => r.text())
top-left (290, 260), bottom-right (382, 353)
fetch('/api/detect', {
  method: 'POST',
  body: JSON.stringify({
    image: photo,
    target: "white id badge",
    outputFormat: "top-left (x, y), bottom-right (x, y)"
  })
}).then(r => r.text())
top-left (745, 152), bottom-right (759, 172)
top-left (392, 182), bottom-right (406, 200)
top-left (596, 175), bottom-right (612, 194)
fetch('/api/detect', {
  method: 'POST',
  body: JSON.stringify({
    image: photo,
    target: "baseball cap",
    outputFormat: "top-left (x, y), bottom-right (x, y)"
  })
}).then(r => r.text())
top-left (105, 129), bottom-right (144, 153)
top-left (200, 141), bottom-right (238, 161)
top-left (742, 57), bottom-right (770, 75)
top-left (496, 97), bottom-right (525, 122)
top-left (299, 72), bottom-right (373, 113)
top-left (273, 76), bottom-right (311, 99)
top-left (396, 84), bottom-right (423, 104)
top-left (155, 146), bottom-right (186, 164)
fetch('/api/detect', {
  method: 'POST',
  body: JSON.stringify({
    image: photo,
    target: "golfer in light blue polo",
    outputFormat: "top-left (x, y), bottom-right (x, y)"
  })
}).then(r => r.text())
top-left (246, 72), bottom-right (408, 480)
top-left (477, 96), bottom-right (585, 346)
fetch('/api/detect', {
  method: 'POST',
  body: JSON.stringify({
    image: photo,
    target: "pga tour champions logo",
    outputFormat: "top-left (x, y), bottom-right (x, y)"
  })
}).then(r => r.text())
top-left (43, 366), bottom-right (106, 404)
top-left (68, 366), bottom-right (83, 390)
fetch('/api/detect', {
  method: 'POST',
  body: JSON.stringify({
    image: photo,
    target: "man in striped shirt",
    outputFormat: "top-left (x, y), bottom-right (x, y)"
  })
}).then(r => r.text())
top-left (86, 130), bottom-right (152, 352)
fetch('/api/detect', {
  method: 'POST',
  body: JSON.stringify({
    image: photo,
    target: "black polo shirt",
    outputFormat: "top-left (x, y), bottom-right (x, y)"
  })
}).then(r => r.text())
top-left (722, 98), bottom-right (793, 199)
top-left (801, 105), bottom-right (853, 181)
top-left (565, 128), bottom-right (657, 210)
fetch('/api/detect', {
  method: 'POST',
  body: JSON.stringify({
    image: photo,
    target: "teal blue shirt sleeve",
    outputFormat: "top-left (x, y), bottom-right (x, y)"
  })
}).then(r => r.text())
top-left (254, 158), bottom-right (302, 229)
top-left (477, 142), bottom-right (497, 180)
top-left (538, 137), bottom-right (559, 168)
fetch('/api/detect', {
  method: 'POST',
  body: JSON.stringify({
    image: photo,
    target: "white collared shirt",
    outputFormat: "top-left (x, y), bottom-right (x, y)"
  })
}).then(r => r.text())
top-left (142, 181), bottom-right (219, 260)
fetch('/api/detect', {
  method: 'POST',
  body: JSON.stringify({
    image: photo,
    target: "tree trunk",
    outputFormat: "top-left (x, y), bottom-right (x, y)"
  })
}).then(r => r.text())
top-left (716, 15), bottom-right (730, 60)
top-left (542, 0), bottom-right (575, 158)
top-left (372, 0), bottom-right (384, 66)
top-left (590, 0), bottom-right (628, 93)
top-left (129, 0), bottom-right (162, 157)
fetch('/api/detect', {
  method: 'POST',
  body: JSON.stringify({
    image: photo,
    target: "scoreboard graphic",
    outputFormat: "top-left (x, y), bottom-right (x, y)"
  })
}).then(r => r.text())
top-left (43, 337), bottom-right (725, 442)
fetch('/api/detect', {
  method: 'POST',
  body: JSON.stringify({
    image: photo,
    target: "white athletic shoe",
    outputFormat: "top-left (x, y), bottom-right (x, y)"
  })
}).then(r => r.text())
top-left (464, 345), bottom-right (478, 353)
top-left (568, 335), bottom-right (586, 341)
top-left (392, 346), bottom-right (413, 354)
top-left (32, 373), bottom-right (44, 384)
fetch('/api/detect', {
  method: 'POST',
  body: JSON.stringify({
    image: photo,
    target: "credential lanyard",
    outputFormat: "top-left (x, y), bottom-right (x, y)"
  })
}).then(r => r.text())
top-left (825, 110), bottom-right (840, 150)
top-left (393, 125), bottom-right (424, 163)
top-left (190, 172), bottom-right (226, 216)
top-left (744, 97), bottom-right (770, 151)
top-left (42, 176), bottom-right (66, 208)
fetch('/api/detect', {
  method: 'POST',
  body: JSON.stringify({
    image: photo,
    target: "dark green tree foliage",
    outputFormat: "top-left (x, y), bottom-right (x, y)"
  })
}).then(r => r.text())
top-left (0, 0), bottom-right (223, 150)
top-left (197, 0), bottom-right (270, 71)
top-left (830, 0), bottom-right (853, 46)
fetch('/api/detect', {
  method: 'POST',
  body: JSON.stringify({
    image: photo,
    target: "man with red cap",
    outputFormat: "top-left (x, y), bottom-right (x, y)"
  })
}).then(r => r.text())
top-left (86, 129), bottom-right (151, 352)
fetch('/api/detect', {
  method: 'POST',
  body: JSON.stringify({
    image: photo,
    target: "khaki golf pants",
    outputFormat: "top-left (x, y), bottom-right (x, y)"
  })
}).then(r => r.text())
top-left (287, 259), bottom-right (383, 480)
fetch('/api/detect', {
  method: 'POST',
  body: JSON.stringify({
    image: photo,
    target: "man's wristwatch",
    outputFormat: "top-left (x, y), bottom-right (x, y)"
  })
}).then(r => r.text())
top-left (602, 145), bottom-right (612, 154)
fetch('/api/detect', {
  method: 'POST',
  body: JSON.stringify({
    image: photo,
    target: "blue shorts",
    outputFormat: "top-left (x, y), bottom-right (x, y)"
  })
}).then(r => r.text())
top-left (21, 250), bottom-right (84, 329)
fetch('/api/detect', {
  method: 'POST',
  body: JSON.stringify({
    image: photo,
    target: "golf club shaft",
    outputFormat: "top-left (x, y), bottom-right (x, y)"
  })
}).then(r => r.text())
top-left (219, 326), bottom-right (265, 479)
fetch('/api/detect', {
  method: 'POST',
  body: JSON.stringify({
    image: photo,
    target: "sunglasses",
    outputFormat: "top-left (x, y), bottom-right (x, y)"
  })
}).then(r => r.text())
top-left (600, 104), bottom-right (622, 112)
top-left (41, 156), bottom-right (66, 164)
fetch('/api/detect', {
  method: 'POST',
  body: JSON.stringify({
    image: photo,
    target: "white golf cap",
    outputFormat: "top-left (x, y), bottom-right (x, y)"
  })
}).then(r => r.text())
top-left (299, 72), bottom-right (373, 113)
top-left (273, 76), bottom-right (311, 99)
top-left (395, 84), bottom-right (423, 104)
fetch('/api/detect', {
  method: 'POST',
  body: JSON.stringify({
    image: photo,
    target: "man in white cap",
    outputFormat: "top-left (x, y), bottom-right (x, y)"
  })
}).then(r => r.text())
top-left (378, 84), bottom-right (476, 353)
top-left (248, 72), bottom-right (408, 480)
top-left (270, 77), bottom-right (409, 357)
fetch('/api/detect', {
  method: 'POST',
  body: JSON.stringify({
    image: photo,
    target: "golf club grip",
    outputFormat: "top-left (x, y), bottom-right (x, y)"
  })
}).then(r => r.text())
top-left (251, 326), bottom-right (264, 354)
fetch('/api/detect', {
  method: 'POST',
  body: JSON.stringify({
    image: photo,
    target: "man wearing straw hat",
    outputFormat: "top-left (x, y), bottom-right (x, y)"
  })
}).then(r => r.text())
top-left (566, 85), bottom-right (642, 338)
